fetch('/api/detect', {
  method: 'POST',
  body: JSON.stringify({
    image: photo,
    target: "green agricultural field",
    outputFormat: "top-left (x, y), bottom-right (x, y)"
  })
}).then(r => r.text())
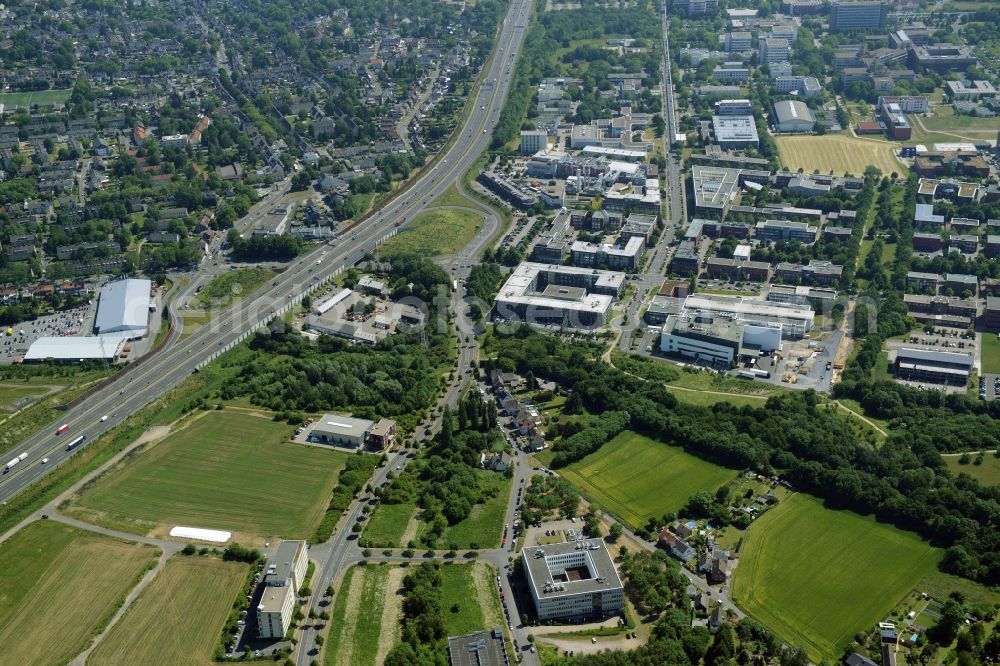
top-left (0, 520), bottom-right (159, 665)
top-left (559, 431), bottom-right (739, 529)
top-left (68, 410), bottom-right (351, 540)
top-left (732, 494), bottom-right (940, 662)
top-left (192, 267), bottom-right (277, 309)
top-left (89, 555), bottom-right (248, 665)
top-left (944, 454), bottom-right (1000, 487)
top-left (0, 88), bottom-right (72, 109)
top-left (362, 501), bottom-right (417, 548)
top-left (381, 208), bottom-right (484, 258)
top-left (776, 134), bottom-right (904, 177)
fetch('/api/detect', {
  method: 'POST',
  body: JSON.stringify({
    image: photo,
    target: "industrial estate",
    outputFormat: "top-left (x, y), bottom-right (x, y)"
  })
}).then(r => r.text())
top-left (2, 1), bottom-right (1000, 666)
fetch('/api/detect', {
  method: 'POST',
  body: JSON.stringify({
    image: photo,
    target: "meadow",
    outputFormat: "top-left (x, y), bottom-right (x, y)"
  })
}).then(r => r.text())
top-left (381, 208), bottom-right (484, 258)
top-left (88, 555), bottom-right (248, 665)
top-left (732, 494), bottom-right (940, 662)
top-left (0, 520), bottom-right (159, 665)
top-left (362, 501), bottom-right (417, 548)
top-left (69, 410), bottom-right (350, 540)
top-left (192, 267), bottom-right (277, 309)
top-left (775, 134), bottom-right (904, 177)
top-left (558, 431), bottom-right (739, 529)
top-left (944, 454), bottom-right (1000, 487)
top-left (980, 331), bottom-right (1000, 375)
top-left (429, 472), bottom-right (510, 549)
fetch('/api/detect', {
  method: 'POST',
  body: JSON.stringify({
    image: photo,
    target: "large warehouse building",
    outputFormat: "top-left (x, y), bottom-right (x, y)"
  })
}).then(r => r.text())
top-left (94, 278), bottom-right (153, 338)
top-left (893, 347), bottom-right (973, 386)
top-left (308, 414), bottom-right (397, 449)
top-left (522, 539), bottom-right (624, 621)
top-left (681, 294), bottom-right (814, 338)
top-left (660, 315), bottom-right (782, 366)
top-left (22, 334), bottom-right (130, 364)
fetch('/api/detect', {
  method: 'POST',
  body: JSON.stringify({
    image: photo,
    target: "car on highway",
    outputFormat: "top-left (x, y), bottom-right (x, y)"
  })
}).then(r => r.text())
top-left (100, 415), bottom-right (108, 422)
top-left (41, 458), bottom-right (49, 464)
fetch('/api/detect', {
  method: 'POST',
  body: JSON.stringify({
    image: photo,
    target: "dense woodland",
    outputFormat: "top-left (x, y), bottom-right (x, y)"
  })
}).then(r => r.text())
top-left (483, 329), bottom-right (1000, 586)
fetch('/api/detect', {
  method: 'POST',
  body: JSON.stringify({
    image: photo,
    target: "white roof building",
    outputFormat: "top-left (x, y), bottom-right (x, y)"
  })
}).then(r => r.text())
top-left (94, 278), bottom-right (152, 338)
top-left (23, 334), bottom-right (130, 363)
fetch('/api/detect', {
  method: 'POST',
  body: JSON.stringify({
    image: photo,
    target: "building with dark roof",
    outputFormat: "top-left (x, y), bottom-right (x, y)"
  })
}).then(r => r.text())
top-left (448, 629), bottom-right (510, 666)
top-left (893, 347), bottom-right (973, 385)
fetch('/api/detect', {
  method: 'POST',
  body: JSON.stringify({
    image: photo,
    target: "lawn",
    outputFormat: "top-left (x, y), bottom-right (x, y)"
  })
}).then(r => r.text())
top-left (944, 454), bottom-right (1000, 487)
top-left (920, 105), bottom-right (1000, 137)
top-left (981, 332), bottom-right (1000, 375)
top-left (666, 386), bottom-right (770, 409)
top-left (68, 410), bottom-right (351, 540)
top-left (731, 494), bottom-right (941, 663)
top-left (440, 563), bottom-right (506, 637)
top-left (559, 431), bottom-right (739, 529)
top-left (89, 555), bottom-right (248, 665)
top-left (0, 88), bottom-right (72, 109)
top-left (381, 208), bottom-right (484, 258)
top-left (431, 472), bottom-right (511, 549)
top-left (775, 134), bottom-right (904, 177)
top-left (0, 520), bottom-right (160, 665)
top-left (325, 564), bottom-right (398, 666)
top-left (192, 267), bottom-right (277, 310)
top-left (362, 501), bottom-right (417, 547)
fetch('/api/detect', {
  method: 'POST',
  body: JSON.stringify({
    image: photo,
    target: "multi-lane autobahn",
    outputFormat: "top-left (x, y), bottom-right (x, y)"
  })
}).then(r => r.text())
top-left (0, 0), bottom-right (533, 505)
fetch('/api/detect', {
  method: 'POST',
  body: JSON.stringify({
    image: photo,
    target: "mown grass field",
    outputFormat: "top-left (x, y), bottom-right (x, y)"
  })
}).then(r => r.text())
top-left (0, 88), bottom-right (72, 108)
top-left (981, 332), bottom-right (1000, 375)
top-left (69, 410), bottom-right (351, 540)
top-left (732, 494), bottom-right (940, 662)
top-left (89, 555), bottom-right (248, 665)
top-left (944, 454), bottom-right (1000, 487)
top-left (193, 267), bottom-right (277, 309)
top-left (381, 208), bottom-right (483, 258)
top-left (0, 520), bottom-right (159, 665)
top-left (776, 134), bottom-right (903, 177)
top-left (362, 501), bottom-right (416, 547)
top-left (558, 431), bottom-right (738, 529)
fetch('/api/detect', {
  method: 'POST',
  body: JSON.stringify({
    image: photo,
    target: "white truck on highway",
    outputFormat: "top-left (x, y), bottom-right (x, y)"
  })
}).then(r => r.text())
top-left (4, 452), bottom-right (28, 473)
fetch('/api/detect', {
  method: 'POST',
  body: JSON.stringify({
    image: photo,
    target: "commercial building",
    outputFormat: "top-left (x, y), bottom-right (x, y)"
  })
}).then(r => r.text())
top-left (23, 334), bottom-right (130, 364)
top-left (690, 165), bottom-right (770, 216)
top-left (984, 297), bottom-right (1000, 330)
top-left (570, 236), bottom-right (646, 270)
top-left (830, 0), bottom-right (887, 32)
top-left (94, 278), bottom-right (152, 339)
top-left (904, 294), bottom-right (977, 328)
top-left (774, 76), bottom-right (822, 97)
top-left (522, 539), bottom-right (624, 621)
top-left (912, 232), bottom-right (943, 253)
top-left (876, 96), bottom-right (928, 114)
top-left (714, 65), bottom-right (750, 83)
top-left (661, 313), bottom-right (782, 365)
top-left (893, 347), bottom-right (973, 385)
top-left (520, 130), bottom-right (548, 155)
top-left (725, 32), bottom-right (752, 53)
top-left (253, 206), bottom-right (291, 237)
top-left (946, 80), bottom-right (997, 101)
top-left (670, 240), bottom-right (701, 275)
top-left (910, 45), bottom-right (978, 72)
top-left (944, 273), bottom-right (978, 296)
top-left (715, 99), bottom-right (754, 116)
top-left (680, 293), bottom-right (814, 338)
top-left (257, 540), bottom-right (309, 639)
top-left (448, 629), bottom-right (510, 666)
top-left (309, 414), bottom-right (397, 449)
top-left (906, 271), bottom-right (941, 292)
top-left (878, 99), bottom-right (912, 141)
top-left (494, 263), bottom-right (624, 329)
top-left (674, 0), bottom-right (718, 16)
top-left (759, 38), bottom-right (791, 65)
top-left (712, 115), bottom-right (759, 149)
top-left (755, 219), bottom-right (818, 243)
top-left (773, 100), bottom-right (815, 133)
top-left (767, 284), bottom-right (837, 309)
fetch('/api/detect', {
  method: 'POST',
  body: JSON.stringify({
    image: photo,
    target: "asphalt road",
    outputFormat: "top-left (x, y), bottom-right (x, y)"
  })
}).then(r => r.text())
top-left (0, 0), bottom-right (533, 507)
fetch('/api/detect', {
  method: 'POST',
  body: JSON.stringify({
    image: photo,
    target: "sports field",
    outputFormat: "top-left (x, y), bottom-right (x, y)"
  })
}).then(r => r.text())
top-left (89, 555), bottom-right (248, 665)
top-left (776, 134), bottom-right (903, 177)
top-left (69, 410), bottom-right (351, 540)
top-left (558, 431), bottom-right (738, 529)
top-left (381, 208), bottom-right (484, 258)
top-left (0, 520), bottom-right (159, 665)
top-left (732, 494), bottom-right (940, 662)
top-left (0, 88), bottom-right (72, 109)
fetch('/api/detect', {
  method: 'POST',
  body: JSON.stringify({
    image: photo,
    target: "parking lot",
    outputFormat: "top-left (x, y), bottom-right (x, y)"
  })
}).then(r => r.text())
top-left (0, 302), bottom-right (97, 364)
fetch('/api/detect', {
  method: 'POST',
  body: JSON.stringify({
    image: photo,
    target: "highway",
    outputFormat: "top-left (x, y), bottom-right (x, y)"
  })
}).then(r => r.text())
top-left (0, 0), bottom-right (533, 506)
